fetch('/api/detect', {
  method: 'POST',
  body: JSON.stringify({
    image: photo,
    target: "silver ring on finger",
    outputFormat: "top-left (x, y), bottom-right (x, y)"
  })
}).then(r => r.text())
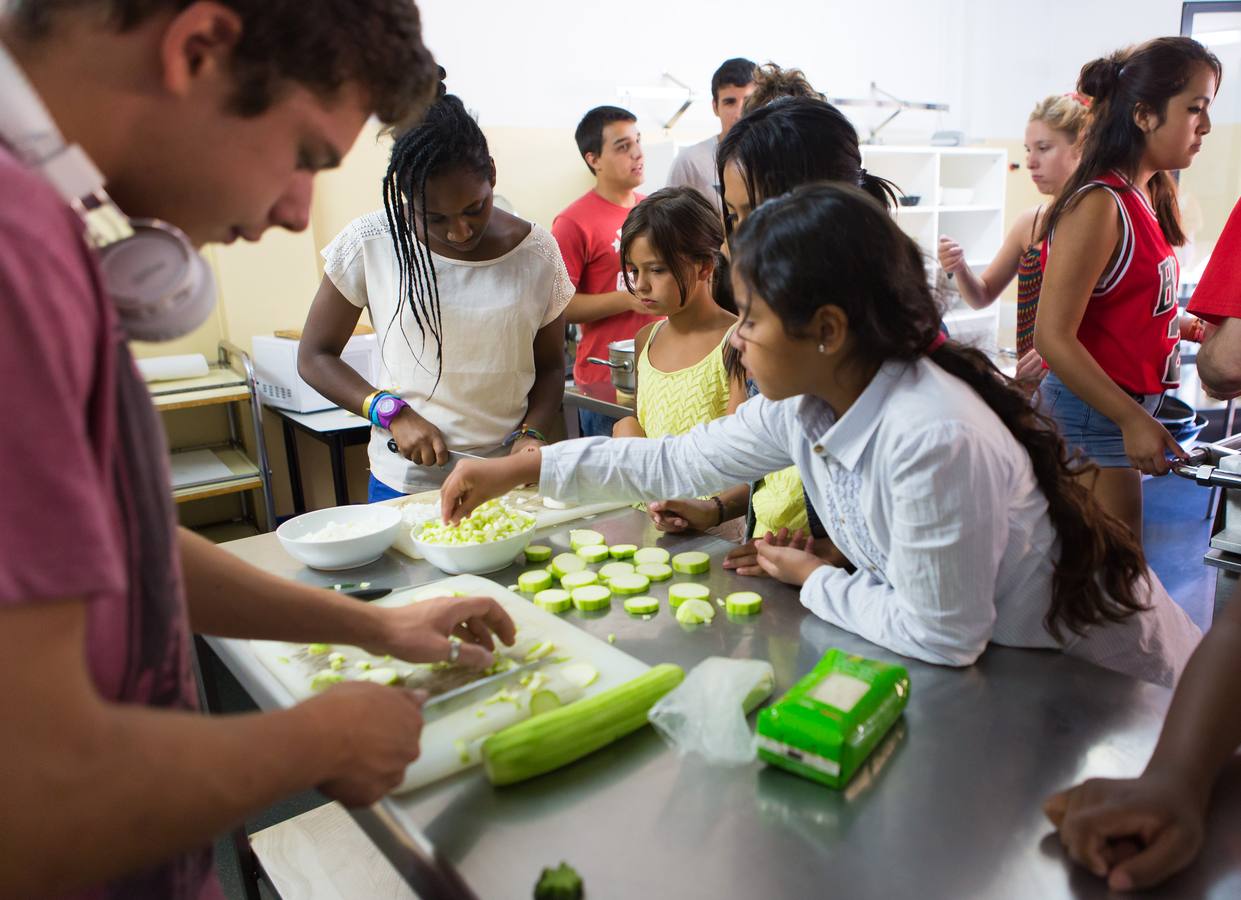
top-left (447, 635), bottom-right (462, 664)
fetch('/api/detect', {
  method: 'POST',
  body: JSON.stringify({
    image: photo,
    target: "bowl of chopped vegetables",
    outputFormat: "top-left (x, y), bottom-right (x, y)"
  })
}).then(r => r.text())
top-left (276, 504), bottom-right (403, 570)
top-left (412, 498), bottom-right (536, 575)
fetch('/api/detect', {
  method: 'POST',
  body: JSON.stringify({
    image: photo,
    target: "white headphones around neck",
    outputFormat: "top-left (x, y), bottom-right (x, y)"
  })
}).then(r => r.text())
top-left (0, 41), bottom-right (217, 342)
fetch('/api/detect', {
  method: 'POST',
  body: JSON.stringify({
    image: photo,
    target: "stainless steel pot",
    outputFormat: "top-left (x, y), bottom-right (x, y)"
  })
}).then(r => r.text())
top-left (587, 338), bottom-right (636, 392)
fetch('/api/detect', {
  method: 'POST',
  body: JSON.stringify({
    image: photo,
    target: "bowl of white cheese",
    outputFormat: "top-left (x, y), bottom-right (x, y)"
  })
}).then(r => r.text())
top-left (276, 504), bottom-right (403, 570)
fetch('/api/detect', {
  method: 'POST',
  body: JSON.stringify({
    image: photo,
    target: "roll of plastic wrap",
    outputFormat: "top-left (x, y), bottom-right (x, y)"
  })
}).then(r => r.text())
top-left (135, 353), bottom-right (209, 382)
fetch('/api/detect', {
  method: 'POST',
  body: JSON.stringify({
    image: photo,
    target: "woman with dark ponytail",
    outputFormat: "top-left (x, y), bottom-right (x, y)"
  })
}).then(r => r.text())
top-left (441, 184), bottom-right (1199, 687)
top-left (1035, 37), bottom-right (1219, 541)
top-left (299, 83), bottom-right (573, 499)
top-left (668, 95), bottom-right (898, 552)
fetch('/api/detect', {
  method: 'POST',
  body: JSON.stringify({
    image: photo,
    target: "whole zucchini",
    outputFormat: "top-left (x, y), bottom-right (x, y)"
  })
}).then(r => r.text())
top-left (482, 663), bottom-right (684, 785)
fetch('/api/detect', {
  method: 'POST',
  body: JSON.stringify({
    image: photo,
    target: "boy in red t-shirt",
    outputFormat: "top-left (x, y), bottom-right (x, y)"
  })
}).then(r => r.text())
top-left (553, 105), bottom-right (650, 435)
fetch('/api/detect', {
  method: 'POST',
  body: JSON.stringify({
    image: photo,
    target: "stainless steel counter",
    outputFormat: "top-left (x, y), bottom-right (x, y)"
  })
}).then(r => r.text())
top-left (210, 509), bottom-right (1241, 899)
top-left (562, 381), bottom-right (634, 421)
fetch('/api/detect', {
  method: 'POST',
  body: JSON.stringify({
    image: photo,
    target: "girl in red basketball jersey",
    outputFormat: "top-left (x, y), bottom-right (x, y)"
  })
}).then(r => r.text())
top-left (1035, 37), bottom-right (1218, 541)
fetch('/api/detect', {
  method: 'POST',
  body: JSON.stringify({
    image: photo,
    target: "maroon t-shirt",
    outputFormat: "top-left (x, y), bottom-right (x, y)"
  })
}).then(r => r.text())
top-left (0, 147), bottom-right (221, 899)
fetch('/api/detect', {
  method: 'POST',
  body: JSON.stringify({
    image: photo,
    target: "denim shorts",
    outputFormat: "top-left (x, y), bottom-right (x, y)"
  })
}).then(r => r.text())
top-left (1038, 372), bottom-right (1161, 469)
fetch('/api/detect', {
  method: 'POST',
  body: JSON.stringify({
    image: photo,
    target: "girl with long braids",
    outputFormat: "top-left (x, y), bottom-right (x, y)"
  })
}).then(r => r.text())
top-left (439, 184), bottom-right (1199, 687)
top-left (300, 86), bottom-right (573, 499)
top-left (1035, 38), bottom-right (1219, 541)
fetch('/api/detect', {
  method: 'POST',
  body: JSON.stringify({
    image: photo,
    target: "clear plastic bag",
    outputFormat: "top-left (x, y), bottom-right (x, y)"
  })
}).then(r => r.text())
top-left (647, 656), bottom-right (775, 766)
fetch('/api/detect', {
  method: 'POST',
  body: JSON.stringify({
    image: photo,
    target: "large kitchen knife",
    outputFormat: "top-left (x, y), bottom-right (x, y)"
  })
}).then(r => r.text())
top-left (422, 659), bottom-right (542, 715)
top-left (386, 440), bottom-right (486, 467)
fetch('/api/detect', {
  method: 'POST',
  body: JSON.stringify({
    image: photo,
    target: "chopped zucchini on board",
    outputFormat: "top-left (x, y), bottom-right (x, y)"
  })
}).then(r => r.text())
top-left (608, 544), bottom-right (638, 559)
top-left (483, 664), bottom-right (685, 785)
top-left (309, 671), bottom-right (344, 691)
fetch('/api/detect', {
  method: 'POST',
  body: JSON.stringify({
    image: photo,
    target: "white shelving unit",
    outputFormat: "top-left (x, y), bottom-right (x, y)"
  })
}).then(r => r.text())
top-left (860, 146), bottom-right (1009, 356)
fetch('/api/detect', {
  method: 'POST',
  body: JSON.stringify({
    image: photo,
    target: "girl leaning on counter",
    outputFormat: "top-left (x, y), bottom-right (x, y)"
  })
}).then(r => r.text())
top-left (439, 182), bottom-right (1200, 688)
top-left (299, 81), bottom-right (573, 500)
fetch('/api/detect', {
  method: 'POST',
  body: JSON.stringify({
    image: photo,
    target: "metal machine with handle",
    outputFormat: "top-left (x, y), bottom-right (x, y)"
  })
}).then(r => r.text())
top-left (1171, 445), bottom-right (1241, 492)
top-left (1171, 435), bottom-right (1241, 616)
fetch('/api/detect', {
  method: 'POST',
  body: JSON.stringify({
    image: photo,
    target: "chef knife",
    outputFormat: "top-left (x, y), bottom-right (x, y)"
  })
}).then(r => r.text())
top-left (386, 440), bottom-right (486, 466)
top-left (422, 659), bottom-right (543, 714)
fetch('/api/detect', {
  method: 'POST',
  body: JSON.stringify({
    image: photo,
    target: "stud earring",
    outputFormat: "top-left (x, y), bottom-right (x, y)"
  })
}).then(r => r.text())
top-left (818, 343), bottom-right (826, 354)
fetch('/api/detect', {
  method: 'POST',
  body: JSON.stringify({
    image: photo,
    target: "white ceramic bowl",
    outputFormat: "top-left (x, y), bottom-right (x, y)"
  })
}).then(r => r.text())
top-left (277, 505), bottom-right (403, 570)
top-left (411, 524), bottom-right (535, 575)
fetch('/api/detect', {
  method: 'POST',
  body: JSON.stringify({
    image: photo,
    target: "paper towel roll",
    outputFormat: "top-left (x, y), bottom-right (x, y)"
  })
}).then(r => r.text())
top-left (136, 354), bottom-right (210, 382)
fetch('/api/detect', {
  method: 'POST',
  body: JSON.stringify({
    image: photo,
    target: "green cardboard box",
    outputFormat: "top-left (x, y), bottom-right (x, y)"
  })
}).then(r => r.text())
top-left (756, 648), bottom-right (910, 788)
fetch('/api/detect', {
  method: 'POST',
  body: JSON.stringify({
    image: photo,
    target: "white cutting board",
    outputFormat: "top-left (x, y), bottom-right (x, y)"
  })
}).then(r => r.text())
top-left (379, 487), bottom-right (628, 561)
top-left (252, 574), bottom-right (648, 794)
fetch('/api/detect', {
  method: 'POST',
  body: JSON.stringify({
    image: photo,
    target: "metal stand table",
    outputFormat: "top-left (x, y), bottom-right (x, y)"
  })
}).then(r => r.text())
top-left (274, 407), bottom-right (371, 512)
top-left (562, 381), bottom-right (635, 438)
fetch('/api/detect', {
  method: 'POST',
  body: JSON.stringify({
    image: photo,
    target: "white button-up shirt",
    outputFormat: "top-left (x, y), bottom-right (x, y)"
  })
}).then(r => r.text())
top-left (540, 358), bottom-right (1200, 686)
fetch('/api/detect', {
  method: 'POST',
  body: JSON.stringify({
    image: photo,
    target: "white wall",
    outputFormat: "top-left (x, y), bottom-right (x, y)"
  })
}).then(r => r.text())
top-left (419, 0), bottom-right (972, 144)
top-left (419, 0), bottom-right (1196, 147)
top-left (960, 0), bottom-right (1186, 139)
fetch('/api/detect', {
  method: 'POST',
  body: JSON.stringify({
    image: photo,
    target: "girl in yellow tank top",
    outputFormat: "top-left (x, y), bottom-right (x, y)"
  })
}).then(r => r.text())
top-left (611, 187), bottom-right (750, 528)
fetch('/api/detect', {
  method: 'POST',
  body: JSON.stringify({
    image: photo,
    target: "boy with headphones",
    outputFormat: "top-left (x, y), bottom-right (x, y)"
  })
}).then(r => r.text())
top-left (0, 3), bottom-right (516, 897)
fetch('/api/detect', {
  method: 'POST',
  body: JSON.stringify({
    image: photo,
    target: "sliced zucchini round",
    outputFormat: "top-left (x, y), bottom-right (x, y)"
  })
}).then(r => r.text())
top-left (524, 544), bottom-right (552, 563)
top-left (532, 588), bottom-right (572, 613)
top-left (623, 595), bottom-right (660, 615)
top-left (576, 544), bottom-right (611, 564)
top-left (633, 546), bottom-right (671, 566)
top-left (571, 584), bottom-right (612, 611)
top-left (675, 597), bottom-right (716, 625)
top-left (569, 529), bottom-right (606, 550)
top-left (608, 544), bottom-right (638, 559)
top-left (608, 573), bottom-right (651, 596)
top-left (560, 570), bottom-right (600, 591)
top-left (597, 561), bottom-right (636, 583)
top-left (517, 569), bottom-right (554, 593)
top-left (724, 591), bottom-right (763, 615)
top-left (668, 583), bottom-right (711, 608)
top-left (550, 552), bottom-right (587, 578)
top-left (635, 562), bottom-right (673, 582)
top-left (671, 550), bottom-right (711, 575)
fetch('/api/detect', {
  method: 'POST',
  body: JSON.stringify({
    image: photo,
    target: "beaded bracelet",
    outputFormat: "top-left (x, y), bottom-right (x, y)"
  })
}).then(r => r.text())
top-left (710, 495), bottom-right (726, 527)
top-left (503, 423), bottom-right (549, 446)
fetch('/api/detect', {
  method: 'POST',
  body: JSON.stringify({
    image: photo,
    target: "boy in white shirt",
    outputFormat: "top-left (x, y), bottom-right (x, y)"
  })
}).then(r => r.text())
top-left (666, 57), bottom-right (756, 216)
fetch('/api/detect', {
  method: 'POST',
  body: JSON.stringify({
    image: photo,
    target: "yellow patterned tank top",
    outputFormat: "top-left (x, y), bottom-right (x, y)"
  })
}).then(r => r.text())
top-left (636, 321), bottom-right (734, 437)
